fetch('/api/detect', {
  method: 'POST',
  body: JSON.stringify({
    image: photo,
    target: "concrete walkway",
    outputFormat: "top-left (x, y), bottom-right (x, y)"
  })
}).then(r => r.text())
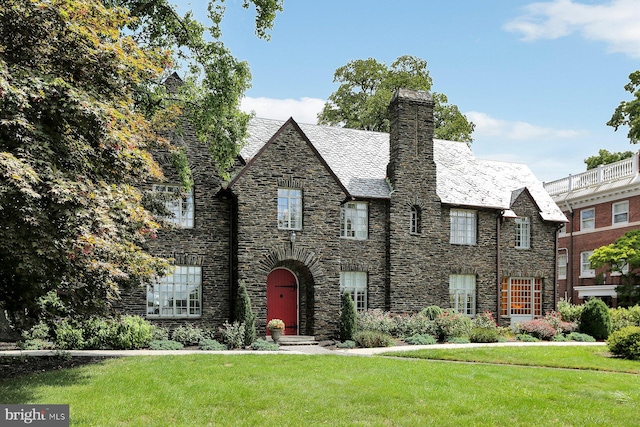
top-left (0, 340), bottom-right (606, 358)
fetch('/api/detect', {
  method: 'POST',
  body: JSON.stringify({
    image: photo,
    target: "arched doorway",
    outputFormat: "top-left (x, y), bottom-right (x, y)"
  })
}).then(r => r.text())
top-left (267, 268), bottom-right (299, 335)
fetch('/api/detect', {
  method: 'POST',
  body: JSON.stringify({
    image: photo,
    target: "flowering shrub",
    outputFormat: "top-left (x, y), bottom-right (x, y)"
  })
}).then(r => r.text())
top-left (220, 321), bottom-right (245, 349)
top-left (472, 311), bottom-right (498, 330)
top-left (356, 309), bottom-right (395, 335)
top-left (544, 311), bottom-right (577, 334)
top-left (267, 319), bottom-right (285, 330)
top-left (434, 310), bottom-right (472, 342)
top-left (516, 318), bottom-right (557, 340)
top-left (394, 313), bottom-right (436, 338)
top-left (557, 298), bottom-right (584, 323)
top-left (469, 327), bottom-right (500, 343)
top-left (354, 330), bottom-right (394, 348)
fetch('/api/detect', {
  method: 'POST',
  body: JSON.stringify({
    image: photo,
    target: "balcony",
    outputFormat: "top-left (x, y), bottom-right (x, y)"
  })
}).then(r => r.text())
top-left (544, 153), bottom-right (639, 196)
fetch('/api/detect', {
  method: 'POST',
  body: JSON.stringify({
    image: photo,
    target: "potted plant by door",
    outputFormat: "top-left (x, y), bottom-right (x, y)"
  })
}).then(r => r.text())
top-left (267, 319), bottom-right (285, 343)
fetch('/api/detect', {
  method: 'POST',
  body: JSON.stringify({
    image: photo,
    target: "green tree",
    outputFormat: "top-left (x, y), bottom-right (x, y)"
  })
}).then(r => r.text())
top-left (0, 0), bottom-right (281, 329)
top-left (318, 55), bottom-right (475, 143)
top-left (579, 298), bottom-right (612, 340)
top-left (234, 280), bottom-right (256, 346)
top-left (584, 149), bottom-right (635, 170)
top-left (590, 230), bottom-right (640, 306)
top-left (608, 70), bottom-right (640, 144)
top-left (339, 293), bottom-right (357, 342)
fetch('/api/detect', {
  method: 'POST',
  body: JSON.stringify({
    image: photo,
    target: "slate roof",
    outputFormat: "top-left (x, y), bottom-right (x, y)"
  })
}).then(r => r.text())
top-left (241, 117), bottom-right (567, 223)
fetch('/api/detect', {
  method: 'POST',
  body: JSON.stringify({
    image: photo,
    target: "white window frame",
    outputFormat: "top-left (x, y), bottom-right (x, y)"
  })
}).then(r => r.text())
top-left (580, 208), bottom-right (595, 230)
top-left (340, 202), bottom-right (368, 240)
top-left (515, 217), bottom-right (531, 249)
top-left (612, 201), bottom-right (629, 225)
top-left (410, 206), bottom-right (421, 234)
top-left (278, 188), bottom-right (302, 230)
top-left (557, 253), bottom-right (567, 280)
top-left (340, 271), bottom-right (367, 311)
top-left (153, 184), bottom-right (194, 228)
top-left (449, 275), bottom-right (476, 315)
top-left (147, 265), bottom-right (202, 318)
top-left (450, 209), bottom-right (476, 245)
top-left (580, 251), bottom-right (595, 278)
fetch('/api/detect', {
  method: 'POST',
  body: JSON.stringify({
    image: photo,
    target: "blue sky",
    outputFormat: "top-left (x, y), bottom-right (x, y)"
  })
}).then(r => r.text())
top-left (175, 0), bottom-right (640, 182)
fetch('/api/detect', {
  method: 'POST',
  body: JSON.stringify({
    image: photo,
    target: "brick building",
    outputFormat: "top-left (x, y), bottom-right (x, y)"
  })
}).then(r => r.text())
top-left (544, 153), bottom-right (640, 306)
top-left (122, 85), bottom-right (566, 339)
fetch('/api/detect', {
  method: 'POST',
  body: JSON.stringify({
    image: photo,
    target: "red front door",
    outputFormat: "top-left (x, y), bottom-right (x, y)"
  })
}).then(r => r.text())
top-left (266, 268), bottom-right (298, 335)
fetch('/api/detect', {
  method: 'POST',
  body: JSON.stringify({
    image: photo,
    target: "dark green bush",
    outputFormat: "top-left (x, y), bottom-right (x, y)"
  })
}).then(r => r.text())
top-left (110, 316), bottom-right (153, 350)
top-left (149, 340), bottom-right (184, 350)
top-left (580, 298), bottom-right (612, 340)
top-left (516, 333), bottom-right (540, 342)
top-left (552, 334), bottom-right (568, 342)
top-left (199, 339), bottom-right (227, 351)
top-left (446, 337), bottom-right (470, 344)
top-left (18, 339), bottom-right (54, 350)
top-left (566, 332), bottom-right (596, 342)
top-left (404, 334), bottom-right (437, 345)
top-left (172, 324), bottom-right (206, 346)
top-left (469, 327), bottom-right (500, 343)
top-left (354, 330), bottom-right (394, 348)
top-left (54, 320), bottom-right (85, 349)
top-left (235, 281), bottom-right (256, 346)
top-left (336, 340), bottom-right (356, 349)
top-left (82, 317), bottom-right (114, 349)
top-left (421, 305), bottom-right (444, 321)
top-left (339, 293), bottom-right (357, 341)
top-left (608, 326), bottom-right (640, 360)
top-left (250, 338), bottom-right (279, 351)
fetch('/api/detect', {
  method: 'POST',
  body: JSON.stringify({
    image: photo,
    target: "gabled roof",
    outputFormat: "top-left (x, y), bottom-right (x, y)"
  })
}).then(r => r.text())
top-left (241, 117), bottom-right (567, 222)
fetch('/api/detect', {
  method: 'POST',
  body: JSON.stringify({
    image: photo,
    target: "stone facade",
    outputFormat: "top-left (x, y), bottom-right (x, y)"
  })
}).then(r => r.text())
top-left (118, 83), bottom-right (564, 338)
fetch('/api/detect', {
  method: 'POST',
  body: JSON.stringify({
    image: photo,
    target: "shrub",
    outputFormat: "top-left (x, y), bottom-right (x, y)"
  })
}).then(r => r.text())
top-left (54, 320), bottom-right (85, 349)
top-left (516, 333), bottom-right (540, 342)
top-left (172, 324), bottom-right (206, 346)
top-left (516, 319), bottom-right (557, 340)
top-left (149, 340), bottom-right (184, 350)
top-left (557, 298), bottom-right (584, 323)
top-left (339, 293), bottom-right (357, 341)
top-left (336, 340), bottom-right (356, 349)
top-left (82, 317), bottom-right (114, 349)
top-left (150, 325), bottom-right (169, 341)
top-left (250, 338), bottom-right (279, 351)
top-left (567, 332), bottom-right (596, 342)
top-left (18, 339), bottom-right (54, 350)
top-left (608, 326), bottom-right (640, 360)
top-left (199, 339), bottom-right (227, 351)
top-left (552, 334), bottom-right (568, 342)
top-left (580, 299), bottom-right (612, 340)
top-left (446, 337), bottom-right (470, 344)
top-left (404, 334), bottom-right (437, 345)
top-left (110, 316), bottom-right (153, 350)
top-left (395, 313), bottom-right (436, 338)
top-left (434, 310), bottom-right (472, 342)
top-left (472, 311), bottom-right (498, 330)
top-left (420, 305), bottom-right (444, 321)
top-left (234, 281), bottom-right (256, 346)
top-left (220, 321), bottom-right (245, 350)
top-left (354, 330), bottom-right (394, 348)
top-left (22, 321), bottom-right (51, 341)
top-left (469, 327), bottom-right (500, 343)
top-left (544, 311), bottom-right (578, 334)
top-left (610, 305), bottom-right (640, 333)
top-left (356, 309), bottom-right (395, 335)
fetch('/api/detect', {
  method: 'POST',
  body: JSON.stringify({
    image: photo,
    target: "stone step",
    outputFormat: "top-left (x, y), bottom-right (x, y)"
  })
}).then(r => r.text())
top-left (266, 335), bottom-right (317, 345)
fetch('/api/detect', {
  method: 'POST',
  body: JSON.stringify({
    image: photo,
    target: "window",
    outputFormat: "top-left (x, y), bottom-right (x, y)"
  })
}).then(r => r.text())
top-left (278, 188), bottom-right (302, 230)
top-left (613, 201), bottom-right (629, 225)
top-left (581, 208), bottom-right (595, 230)
top-left (449, 275), bottom-right (476, 315)
top-left (557, 253), bottom-right (567, 280)
top-left (558, 223), bottom-right (567, 235)
top-left (450, 209), bottom-right (476, 245)
top-left (340, 202), bottom-right (368, 239)
top-left (410, 206), bottom-right (422, 234)
top-left (500, 277), bottom-right (542, 317)
top-left (515, 217), bottom-right (531, 249)
top-left (580, 251), bottom-right (595, 278)
top-left (147, 266), bottom-right (201, 317)
top-left (153, 184), bottom-right (194, 228)
top-left (340, 271), bottom-right (367, 311)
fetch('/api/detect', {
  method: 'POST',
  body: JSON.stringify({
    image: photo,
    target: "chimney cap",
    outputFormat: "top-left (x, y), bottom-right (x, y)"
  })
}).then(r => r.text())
top-left (391, 88), bottom-right (433, 103)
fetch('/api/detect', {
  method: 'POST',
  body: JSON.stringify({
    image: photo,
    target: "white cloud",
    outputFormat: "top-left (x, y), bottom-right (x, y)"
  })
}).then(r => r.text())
top-left (241, 96), bottom-right (325, 124)
top-left (504, 0), bottom-right (640, 58)
top-left (465, 111), bottom-right (586, 140)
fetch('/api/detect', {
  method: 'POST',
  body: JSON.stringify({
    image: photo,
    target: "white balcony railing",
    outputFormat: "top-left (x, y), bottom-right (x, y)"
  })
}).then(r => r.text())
top-left (544, 152), bottom-right (639, 196)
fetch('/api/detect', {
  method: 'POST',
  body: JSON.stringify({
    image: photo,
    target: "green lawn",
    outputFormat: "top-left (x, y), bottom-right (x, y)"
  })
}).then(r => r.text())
top-left (0, 350), bottom-right (639, 426)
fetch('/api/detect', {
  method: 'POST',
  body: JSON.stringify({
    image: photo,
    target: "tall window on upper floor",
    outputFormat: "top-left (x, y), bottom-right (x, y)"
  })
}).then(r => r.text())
top-left (410, 205), bottom-right (422, 234)
top-left (340, 271), bottom-right (367, 311)
top-left (515, 217), bottom-right (531, 249)
top-left (612, 201), bottom-right (629, 225)
top-left (278, 188), bottom-right (302, 230)
top-left (580, 251), bottom-right (595, 278)
top-left (153, 184), bottom-right (194, 228)
top-left (580, 208), bottom-right (595, 231)
top-left (449, 274), bottom-right (476, 315)
top-left (557, 253), bottom-right (567, 280)
top-left (340, 202), bottom-right (368, 240)
top-left (147, 265), bottom-right (201, 318)
top-left (450, 209), bottom-right (476, 245)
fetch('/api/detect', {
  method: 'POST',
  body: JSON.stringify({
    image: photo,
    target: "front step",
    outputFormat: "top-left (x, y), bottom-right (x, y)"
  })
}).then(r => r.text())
top-left (266, 335), bottom-right (317, 345)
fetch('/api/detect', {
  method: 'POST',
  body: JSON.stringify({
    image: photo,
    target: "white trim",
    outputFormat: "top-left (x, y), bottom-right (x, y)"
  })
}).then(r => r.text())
top-left (612, 200), bottom-right (629, 225)
top-left (580, 208), bottom-right (595, 231)
top-left (576, 285), bottom-right (618, 298)
top-left (562, 220), bottom-right (640, 237)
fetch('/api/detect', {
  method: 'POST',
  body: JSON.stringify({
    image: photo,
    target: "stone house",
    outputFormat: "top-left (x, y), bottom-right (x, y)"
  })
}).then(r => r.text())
top-left (121, 85), bottom-right (566, 339)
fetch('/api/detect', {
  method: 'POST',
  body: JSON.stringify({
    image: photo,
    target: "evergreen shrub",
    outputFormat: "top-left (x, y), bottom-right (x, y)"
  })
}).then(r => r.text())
top-left (608, 326), bottom-right (640, 360)
top-left (580, 299), bottom-right (612, 340)
top-left (339, 293), bottom-right (357, 341)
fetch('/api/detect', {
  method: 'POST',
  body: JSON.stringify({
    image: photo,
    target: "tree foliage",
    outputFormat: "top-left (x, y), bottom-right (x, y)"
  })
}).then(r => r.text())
top-left (608, 70), bottom-right (640, 144)
top-left (584, 149), bottom-right (634, 170)
top-left (0, 0), bottom-right (281, 329)
top-left (590, 230), bottom-right (640, 306)
top-left (317, 56), bottom-right (475, 143)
